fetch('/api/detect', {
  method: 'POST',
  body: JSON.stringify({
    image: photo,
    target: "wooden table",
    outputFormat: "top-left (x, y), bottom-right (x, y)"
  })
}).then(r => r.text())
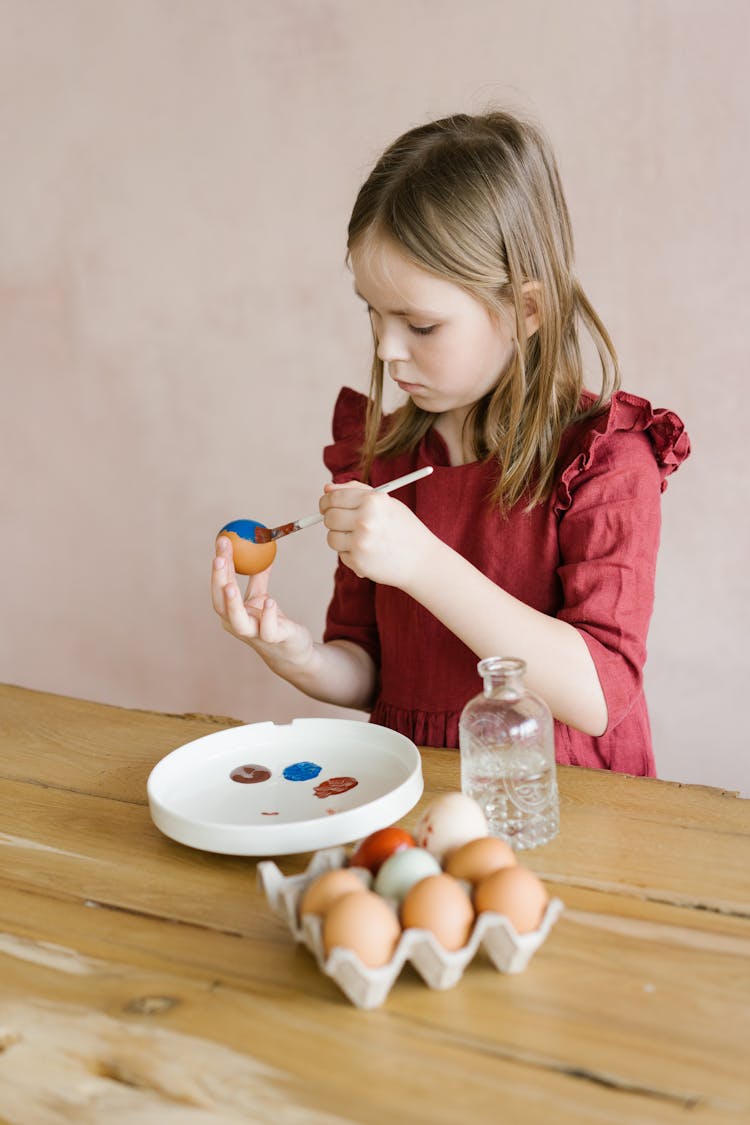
top-left (1, 684), bottom-right (749, 1124)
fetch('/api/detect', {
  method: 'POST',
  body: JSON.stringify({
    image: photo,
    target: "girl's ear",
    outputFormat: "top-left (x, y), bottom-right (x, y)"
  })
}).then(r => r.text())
top-left (521, 281), bottom-right (542, 338)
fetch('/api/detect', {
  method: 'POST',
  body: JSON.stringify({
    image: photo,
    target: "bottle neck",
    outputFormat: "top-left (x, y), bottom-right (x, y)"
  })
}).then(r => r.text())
top-left (478, 656), bottom-right (526, 700)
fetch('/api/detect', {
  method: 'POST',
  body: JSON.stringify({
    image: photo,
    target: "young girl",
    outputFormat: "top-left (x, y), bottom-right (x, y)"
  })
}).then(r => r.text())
top-left (212, 110), bottom-right (689, 775)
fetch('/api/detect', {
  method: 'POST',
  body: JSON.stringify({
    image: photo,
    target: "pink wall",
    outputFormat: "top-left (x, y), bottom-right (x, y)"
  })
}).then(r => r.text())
top-left (2, 1), bottom-right (748, 794)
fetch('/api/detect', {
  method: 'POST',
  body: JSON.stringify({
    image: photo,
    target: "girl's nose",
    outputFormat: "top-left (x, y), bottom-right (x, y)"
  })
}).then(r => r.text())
top-left (376, 322), bottom-right (410, 364)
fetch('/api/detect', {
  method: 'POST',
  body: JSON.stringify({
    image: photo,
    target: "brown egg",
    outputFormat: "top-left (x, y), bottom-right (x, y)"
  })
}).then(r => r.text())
top-left (445, 836), bottom-right (517, 885)
top-left (299, 868), bottom-right (367, 919)
top-left (217, 521), bottom-right (277, 576)
top-left (323, 890), bottom-right (401, 967)
top-left (474, 866), bottom-right (549, 934)
top-left (400, 873), bottom-right (475, 951)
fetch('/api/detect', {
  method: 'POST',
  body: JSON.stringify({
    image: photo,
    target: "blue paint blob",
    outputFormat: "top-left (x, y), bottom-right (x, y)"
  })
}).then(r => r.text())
top-left (219, 518), bottom-right (267, 541)
top-left (282, 761), bottom-right (323, 782)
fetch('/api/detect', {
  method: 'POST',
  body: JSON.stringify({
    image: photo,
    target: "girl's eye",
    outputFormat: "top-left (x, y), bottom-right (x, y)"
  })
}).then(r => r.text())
top-left (409, 324), bottom-right (436, 336)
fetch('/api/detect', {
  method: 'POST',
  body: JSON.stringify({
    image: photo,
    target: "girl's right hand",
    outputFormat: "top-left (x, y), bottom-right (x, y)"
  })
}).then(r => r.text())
top-left (211, 537), bottom-right (314, 669)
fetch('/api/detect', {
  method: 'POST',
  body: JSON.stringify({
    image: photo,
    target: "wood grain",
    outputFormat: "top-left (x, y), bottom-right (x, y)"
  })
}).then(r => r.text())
top-left (1, 684), bottom-right (749, 1124)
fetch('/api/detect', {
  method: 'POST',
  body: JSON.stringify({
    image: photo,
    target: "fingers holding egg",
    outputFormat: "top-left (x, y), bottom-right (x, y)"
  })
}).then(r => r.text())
top-left (221, 579), bottom-right (261, 641)
top-left (211, 537), bottom-right (235, 615)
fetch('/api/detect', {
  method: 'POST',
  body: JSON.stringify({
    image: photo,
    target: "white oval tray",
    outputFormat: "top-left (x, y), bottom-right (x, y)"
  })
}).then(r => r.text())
top-left (147, 718), bottom-right (423, 855)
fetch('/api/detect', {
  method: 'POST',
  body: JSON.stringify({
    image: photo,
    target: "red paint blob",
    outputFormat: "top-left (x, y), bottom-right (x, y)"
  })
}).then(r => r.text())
top-left (313, 776), bottom-right (358, 798)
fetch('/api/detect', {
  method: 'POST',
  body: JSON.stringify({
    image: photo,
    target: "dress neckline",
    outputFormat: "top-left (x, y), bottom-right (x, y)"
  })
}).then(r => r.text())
top-left (422, 424), bottom-right (485, 469)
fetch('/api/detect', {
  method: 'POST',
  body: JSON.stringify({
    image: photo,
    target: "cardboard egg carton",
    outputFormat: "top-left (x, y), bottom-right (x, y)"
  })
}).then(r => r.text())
top-left (257, 845), bottom-right (563, 1009)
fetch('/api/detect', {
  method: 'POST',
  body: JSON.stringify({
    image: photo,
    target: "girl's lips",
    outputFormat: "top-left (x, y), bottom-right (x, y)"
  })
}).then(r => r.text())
top-left (395, 379), bottom-right (426, 394)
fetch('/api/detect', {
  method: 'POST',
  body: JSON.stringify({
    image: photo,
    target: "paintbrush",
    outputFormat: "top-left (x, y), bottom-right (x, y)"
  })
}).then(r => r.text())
top-left (253, 465), bottom-right (434, 543)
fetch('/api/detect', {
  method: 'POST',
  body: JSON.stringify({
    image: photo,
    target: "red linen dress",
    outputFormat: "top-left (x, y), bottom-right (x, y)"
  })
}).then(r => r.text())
top-left (322, 387), bottom-right (690, 775)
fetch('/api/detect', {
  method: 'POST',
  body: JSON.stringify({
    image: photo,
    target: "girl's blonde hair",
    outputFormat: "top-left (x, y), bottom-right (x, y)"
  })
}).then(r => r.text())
top-left (347, 111), bottom-right (620, 510)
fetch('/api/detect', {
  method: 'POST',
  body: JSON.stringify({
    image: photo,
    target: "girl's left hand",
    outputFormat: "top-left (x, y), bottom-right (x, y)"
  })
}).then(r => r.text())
top-left (320, 481), bottom-right (431, 589)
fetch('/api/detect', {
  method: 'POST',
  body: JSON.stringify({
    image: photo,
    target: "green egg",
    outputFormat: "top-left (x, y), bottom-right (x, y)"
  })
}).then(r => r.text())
top-left (372, 847), bottom-right (442, 903)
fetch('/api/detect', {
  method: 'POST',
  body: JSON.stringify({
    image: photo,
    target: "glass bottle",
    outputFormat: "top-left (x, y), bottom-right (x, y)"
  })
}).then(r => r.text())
top-left (459, 657), bottom-right (559, 850)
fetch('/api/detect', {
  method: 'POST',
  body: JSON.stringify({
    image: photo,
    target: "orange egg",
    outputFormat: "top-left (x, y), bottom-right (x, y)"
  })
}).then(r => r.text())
top-left (217, 520), bottom-right (277, 576)
top-left (444, 836), bottom-right (517, 885)
top-left (323, 890), bottom-right (401, 967)
top-left (299, 868), bottom-right (367, 919)
top-left (400, 873), bottom-right (475, 951)
top-left (473, 866), bottom-right (549, 934)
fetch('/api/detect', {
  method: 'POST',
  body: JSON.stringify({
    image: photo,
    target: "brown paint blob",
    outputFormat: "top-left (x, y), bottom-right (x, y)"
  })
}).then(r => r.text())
top-left (230, 764), bottom-right (272, 784)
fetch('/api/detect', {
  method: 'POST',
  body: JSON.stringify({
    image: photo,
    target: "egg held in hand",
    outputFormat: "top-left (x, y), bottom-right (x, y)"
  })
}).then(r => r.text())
top-left (217, 519), bottom-right (277, 575)
top-left (323, 890), bottom-right (402, 968)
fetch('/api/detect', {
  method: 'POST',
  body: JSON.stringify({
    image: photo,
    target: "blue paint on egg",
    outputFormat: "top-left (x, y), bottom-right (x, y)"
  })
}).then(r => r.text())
top-left (282, 761), bottom-right (323, 782)
top-left (219, 519), bottom-right (267, 541)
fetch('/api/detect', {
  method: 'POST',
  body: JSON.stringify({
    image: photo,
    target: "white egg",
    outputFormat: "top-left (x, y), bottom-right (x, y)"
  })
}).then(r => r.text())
top-left (414, 792), bottom-right (488, 862)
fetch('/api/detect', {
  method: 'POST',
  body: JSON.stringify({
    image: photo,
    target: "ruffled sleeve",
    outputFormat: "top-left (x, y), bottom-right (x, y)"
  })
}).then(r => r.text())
top-left (556, 391), bottom-right (690, 511)
top-left (322, 388), bottom-right (381, 668)
top-left (322, 386), bottom-right (369, 483)
top-left (554, 392), bottom-right (690, 738)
